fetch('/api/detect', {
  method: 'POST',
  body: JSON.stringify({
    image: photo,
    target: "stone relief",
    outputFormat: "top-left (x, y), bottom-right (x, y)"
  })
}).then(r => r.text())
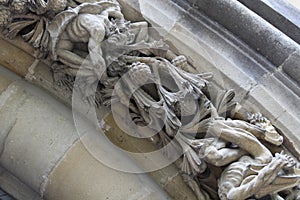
top-left (1, 0), bottom-right (300, 199)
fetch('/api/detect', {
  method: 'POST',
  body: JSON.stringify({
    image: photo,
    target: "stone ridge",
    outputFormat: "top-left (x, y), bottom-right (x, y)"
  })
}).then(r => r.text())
top-left (239, 0), bottom-right (300, 45)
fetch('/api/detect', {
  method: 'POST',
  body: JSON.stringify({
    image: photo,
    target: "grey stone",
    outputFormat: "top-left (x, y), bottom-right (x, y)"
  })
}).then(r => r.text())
top-left (1, 1), bottom-right (300, 199)
top-left (242, 85), bottom-right (286, 120)
top-left (0, 167), bottom-right (41, 200)
top-left (262, 71), bottom-right (300, 119)
top-left (273, 67), bottom-right (300, 97)
top-left (239, 0), bottom-right (300, 45)
top-left (0, 81), bottom-right (79, 195)
top-left (139, 0), bottom-right (185, 32)
top-left (280, 50), bottom-right (300, 85)
top-left (172, 0), bottom-right (300, 67)
top-left (0, 72), bottom-right (172, 200)
top-left (273, 111), bottom-right (300, 159)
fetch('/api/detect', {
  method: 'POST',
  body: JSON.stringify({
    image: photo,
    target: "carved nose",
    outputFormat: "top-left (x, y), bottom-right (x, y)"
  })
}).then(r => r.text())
top-left (278, 135), bottom-right (283, 144)
top-left (266, 134), bottom-right (283, 146)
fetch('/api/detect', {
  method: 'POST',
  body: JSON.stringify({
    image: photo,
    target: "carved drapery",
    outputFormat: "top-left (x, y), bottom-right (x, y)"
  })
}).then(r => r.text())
top-left (1, 0), bottom-right (300, 199)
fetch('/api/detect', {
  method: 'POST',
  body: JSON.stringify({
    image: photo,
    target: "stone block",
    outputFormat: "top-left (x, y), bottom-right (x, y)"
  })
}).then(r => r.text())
top-left (44, 141), bottom-right (170, 200)
top-left (0, 38), bottom-right (33, 77)
top-left (262, 71), bottom-right (300, 119)
top-left (139, 0), bottom-right (185, 32)
top-left (273, 111), bottom-right (300, 159)
top-left (0, 168), bottom-right (41, 200)
top-left (0, 81), bottom-right (79, 195)
top-left (242, 85), bottom-right (286, 121)
top-left (273, 67), bottom-right (300, 97)
top-left (281, 50), bottom-right (300, 86)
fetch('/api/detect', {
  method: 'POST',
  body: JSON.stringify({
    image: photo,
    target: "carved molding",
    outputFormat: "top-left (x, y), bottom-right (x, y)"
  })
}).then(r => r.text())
top-left (1, 0), bottom-right (300, 199)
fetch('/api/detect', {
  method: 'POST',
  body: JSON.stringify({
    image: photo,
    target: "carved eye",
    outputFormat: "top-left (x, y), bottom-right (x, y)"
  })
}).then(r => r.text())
top-left (109, 16), bottom-right (116, 21)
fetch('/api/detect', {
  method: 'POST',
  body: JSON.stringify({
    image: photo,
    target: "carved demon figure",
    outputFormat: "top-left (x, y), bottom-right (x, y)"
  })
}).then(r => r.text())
top-left (1, 0), bottom-right (300, 199)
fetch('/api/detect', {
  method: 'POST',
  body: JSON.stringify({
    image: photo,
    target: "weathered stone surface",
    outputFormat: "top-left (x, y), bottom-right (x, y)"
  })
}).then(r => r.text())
top-left (0, 80), bottom-right (79, 195)
top-left (0, 167), bottom-right (42, 200)
top-left (239, 0), bottom-right (300, 45)
top-left (0, 72), bottom-right (172, 199)
top-left (139, 0), bottom-right (185, 32)
top-left (273, 67), bottom-right (300, 98)
top-left (44, 140), bottom-right (170, 200)
top-left (280, 50), bottom-right (300, 86)
top-left (176, 0), bottom-right (300, 67)
top-left (262, 71), bottom-right (300, 119)
top-left (0, 38), bottom-right (33, 77)
top-left (0, 0), bottom-right (300, 199)
top-left (0, 74), bottom-right (12, 94)
top-left (0, 82), bottom-right (27, 159)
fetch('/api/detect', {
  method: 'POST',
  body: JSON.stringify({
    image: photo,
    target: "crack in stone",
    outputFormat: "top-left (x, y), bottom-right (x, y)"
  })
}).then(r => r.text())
top-left (0, 118), bottom-right (17, 161)
top-left (278, 49), bottom-right (298, 69)
top-left (0, 84), bottom-right (27, 163)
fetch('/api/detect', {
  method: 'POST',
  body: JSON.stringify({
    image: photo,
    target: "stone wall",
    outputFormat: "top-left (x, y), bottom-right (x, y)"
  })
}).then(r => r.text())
top-left (0, 0), bottom-right (300, 199)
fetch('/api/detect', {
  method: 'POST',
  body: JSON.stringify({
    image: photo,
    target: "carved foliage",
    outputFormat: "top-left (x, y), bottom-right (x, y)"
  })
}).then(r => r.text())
top-left (1, 1), bottom-right (300, 200)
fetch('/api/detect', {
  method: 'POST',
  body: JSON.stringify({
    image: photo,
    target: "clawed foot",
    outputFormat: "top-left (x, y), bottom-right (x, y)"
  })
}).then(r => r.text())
top-left (248, 112), bottom-right (268, 124)
top-left (275, 152), bottom-right (296, 169)
top-left (55, 75), bottom-right (74, 91)
top-left (51, 63), bottom-right (74, 91)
